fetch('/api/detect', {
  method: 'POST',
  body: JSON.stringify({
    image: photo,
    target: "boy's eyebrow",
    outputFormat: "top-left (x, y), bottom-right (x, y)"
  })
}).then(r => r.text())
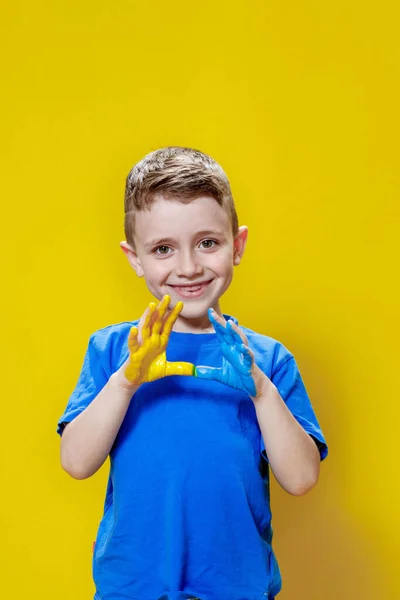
top-left (195, 229), bottom-right (226, 239)
top-left (144, 230), bottom-right (226, 250)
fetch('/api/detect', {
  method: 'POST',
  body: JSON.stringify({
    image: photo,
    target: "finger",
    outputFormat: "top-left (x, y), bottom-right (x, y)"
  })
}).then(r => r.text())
top-left (226, 342), bottom-right (252, 374)
top-left (229, 320), bottom-right (249, 345)
top-left (127, 326), bottom-right (139, 354)
top-left (165, 360), bottom-right (195, 377)
top-left (141, 302), bottom-right (156, 342)
top-left (244, 346), bottom-right (255, 367)
top-left (238, 343), bottom-right (254, 369)
top-left (136, 308), bottom-right (149, 345)
top-left (208, 308), bottom-right (227, 341)
top-left (224, 319), bottom-right (240, 346)
top-left (152, 295), bottom-right (170, 335)
top-left (226, 319), bottom-right (246, 347)
top-left (194, 365), bottom-right (223, 383)
top-left (162, 300), bottom-right (183, 337)
top-left (208, 307), bottom-right (227, 327)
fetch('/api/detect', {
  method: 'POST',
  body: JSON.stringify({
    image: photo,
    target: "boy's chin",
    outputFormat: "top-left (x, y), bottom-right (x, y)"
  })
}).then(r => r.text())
top-left (173, 299), bottom-right (213, 320)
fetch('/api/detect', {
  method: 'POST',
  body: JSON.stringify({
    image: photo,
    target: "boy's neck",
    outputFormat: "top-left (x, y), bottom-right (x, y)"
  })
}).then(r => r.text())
top-left (172, 305), bottom-right (223, 334)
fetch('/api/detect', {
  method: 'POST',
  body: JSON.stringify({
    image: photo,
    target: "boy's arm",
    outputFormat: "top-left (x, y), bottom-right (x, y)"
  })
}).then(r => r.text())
top-left (61, 296), bottom-right (193, 480)
top-left (195, 309), bottom-right (320, 496)
top-left (60, 369), bottom-right (139, 480)
top-left (252, 370), bottom-right (321, 496)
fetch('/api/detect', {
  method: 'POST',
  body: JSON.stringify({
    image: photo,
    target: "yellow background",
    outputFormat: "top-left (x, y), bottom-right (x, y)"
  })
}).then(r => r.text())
top-left (1, 1), bottom-right (399, 599)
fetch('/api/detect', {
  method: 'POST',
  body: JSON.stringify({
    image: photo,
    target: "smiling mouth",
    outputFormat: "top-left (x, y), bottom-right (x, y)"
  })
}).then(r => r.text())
top-left (168, 280), bottom-right (213, 298)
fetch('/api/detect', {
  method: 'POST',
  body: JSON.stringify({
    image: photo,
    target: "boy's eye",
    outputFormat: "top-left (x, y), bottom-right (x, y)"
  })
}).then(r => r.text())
top-left (199, 239), bottom-right (217, 249)
top-left (154, 245), bottom-right (171, 255)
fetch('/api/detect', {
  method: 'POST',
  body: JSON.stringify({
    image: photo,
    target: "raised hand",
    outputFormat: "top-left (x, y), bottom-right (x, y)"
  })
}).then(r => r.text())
top-left (195, 308), bottom-right (257, 397)
top-left (124, 295), bottom-right (195, 385)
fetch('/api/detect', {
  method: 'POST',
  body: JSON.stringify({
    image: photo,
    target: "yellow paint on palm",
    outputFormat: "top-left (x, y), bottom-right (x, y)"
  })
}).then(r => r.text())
top-left (124, 295), bottom-right (195, 384)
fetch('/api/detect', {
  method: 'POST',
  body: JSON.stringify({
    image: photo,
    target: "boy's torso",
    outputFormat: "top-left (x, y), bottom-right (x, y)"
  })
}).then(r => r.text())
top-left (91, 320), bottom-right (281, 600)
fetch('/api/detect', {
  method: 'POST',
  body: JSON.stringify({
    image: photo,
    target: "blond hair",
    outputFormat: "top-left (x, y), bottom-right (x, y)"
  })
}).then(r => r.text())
top-left (124, 146), bottom-right (238, 246)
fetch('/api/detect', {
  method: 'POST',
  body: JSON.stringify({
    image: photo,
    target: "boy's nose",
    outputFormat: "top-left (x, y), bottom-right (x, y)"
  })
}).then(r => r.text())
top-left (175, 251), bottom-right (203, 278)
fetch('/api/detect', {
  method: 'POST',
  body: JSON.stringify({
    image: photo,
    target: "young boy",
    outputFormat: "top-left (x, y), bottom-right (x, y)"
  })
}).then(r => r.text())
top-left (58, 146), bottom-right (328, 600)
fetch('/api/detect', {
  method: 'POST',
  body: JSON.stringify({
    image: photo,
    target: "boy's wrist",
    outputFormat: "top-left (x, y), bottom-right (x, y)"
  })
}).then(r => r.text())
top-left (252, 365), bottom-right (275, 403)
top-left (110, 369), bottom-right (140, 396)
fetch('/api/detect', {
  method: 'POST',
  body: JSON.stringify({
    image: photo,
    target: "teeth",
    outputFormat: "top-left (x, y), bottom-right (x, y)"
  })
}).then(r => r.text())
top-left (180, 285), bottom-right (202, 292)
top-left (169, 281), bottom-right (211, 294)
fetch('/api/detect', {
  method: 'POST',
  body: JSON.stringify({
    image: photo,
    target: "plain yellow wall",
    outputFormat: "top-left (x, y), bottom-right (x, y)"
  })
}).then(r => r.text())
top-left (1, 1), bottom-right (399, 599)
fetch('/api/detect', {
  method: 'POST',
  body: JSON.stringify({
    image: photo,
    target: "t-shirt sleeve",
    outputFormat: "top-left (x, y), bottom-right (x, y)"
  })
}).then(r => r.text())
top-left (260, 355), bottom-right (328, 462)
top-left (57, 337), bottom-right (109, 435)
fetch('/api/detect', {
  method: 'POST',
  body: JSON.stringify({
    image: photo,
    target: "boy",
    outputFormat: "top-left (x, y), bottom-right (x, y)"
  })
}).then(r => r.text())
top-left (58, 146), bottom-right (328, 600)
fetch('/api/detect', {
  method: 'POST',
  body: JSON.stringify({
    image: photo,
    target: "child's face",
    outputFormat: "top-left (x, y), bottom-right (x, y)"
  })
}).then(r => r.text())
top-left (121, 194), bottom-right (247, 324)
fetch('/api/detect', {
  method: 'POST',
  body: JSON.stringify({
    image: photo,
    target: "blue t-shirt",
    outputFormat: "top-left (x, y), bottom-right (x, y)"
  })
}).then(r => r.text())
top-left (57, 316), bottom-right (328, 600)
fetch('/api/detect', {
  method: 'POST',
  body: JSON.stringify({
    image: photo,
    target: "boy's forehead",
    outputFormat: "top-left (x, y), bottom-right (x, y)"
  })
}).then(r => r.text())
top-left (135, 195), bottom-right (231, 240)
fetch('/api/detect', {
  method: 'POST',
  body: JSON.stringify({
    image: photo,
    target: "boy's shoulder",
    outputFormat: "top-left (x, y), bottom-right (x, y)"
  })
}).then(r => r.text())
top-left (88, 320), bottom-right (138, 353)
top-left (85, 321), bottom-right (139, 374)
top-left (238, 322), bottom-right (295, 373)
top-left (90, 320), bottom-right (138, 337)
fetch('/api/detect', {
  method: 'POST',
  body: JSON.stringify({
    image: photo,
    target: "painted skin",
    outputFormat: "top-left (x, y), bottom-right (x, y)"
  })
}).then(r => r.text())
top-left (194, 308), bottom-right (257, 397)
top-left (124, 297), bottom-right (256, 397)
top-left (124, 295), bottom-right (195, 384)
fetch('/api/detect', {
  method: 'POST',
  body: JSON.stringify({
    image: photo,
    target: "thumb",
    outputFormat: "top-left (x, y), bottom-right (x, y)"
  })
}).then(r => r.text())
top-left (165, 360), bottom-right (195, 377)
top-left (194, 365), bottom-right (223, 383)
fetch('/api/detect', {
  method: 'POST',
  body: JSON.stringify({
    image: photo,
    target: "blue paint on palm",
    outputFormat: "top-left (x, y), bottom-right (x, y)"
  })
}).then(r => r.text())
top-left (195, 309), bottom-right (257, 397)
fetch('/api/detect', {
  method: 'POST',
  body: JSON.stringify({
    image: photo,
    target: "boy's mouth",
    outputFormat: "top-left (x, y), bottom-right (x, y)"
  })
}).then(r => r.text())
top-left (168, 280), bottom-right (213, 299)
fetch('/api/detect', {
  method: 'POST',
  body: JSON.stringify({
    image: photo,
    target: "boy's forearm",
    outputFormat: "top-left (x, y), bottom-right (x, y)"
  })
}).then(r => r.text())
top-left (60, 372), bottom-right (138, 480)
top-left (253, 368), bottom-right (320, 496)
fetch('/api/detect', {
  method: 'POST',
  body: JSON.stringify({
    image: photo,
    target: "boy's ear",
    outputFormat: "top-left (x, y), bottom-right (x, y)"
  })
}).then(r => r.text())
top-left (120, 241), bottom-right (144, 277)
top-left (233, 226), bottom-right (248, 266)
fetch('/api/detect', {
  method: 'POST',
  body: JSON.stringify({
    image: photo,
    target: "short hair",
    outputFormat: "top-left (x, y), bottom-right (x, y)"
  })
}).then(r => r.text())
top-left (124, 146), bottom-right (238, 246)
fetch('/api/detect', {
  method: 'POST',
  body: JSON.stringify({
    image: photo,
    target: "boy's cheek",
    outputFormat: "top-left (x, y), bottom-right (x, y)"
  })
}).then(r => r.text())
top-left (141, 260), bottom-right (167, 282)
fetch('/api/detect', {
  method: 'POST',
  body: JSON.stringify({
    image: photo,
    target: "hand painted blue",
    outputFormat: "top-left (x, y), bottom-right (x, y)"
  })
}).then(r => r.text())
top-left (195, 309), bottom-right (257, 397)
